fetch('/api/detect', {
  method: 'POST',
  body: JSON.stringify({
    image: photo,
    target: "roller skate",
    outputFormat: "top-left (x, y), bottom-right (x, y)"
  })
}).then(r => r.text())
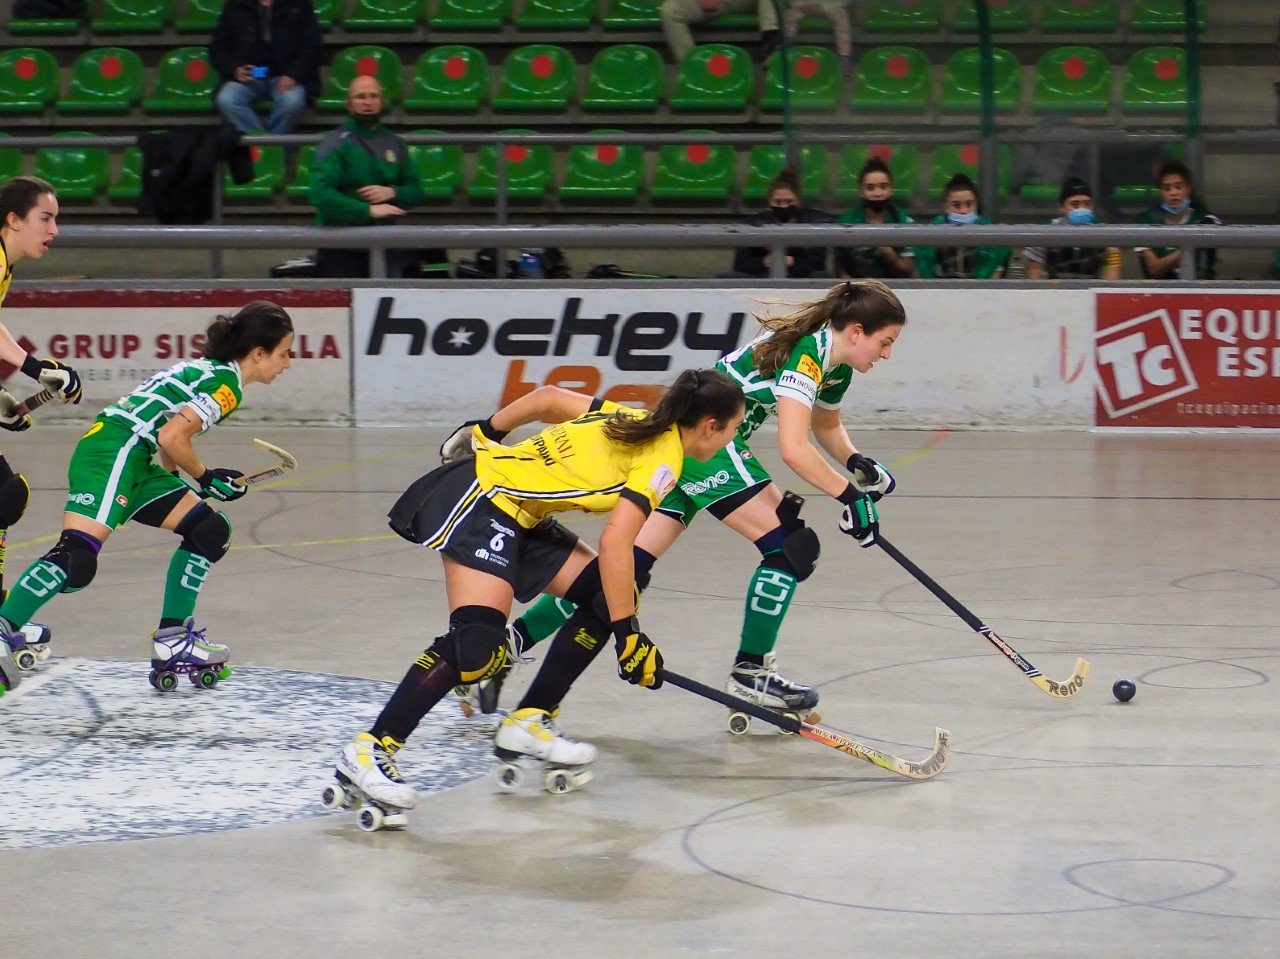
top-left (453, 624), bottom-right (528, 717)
top-left (492, 707), bottom-right (595, 795)
top-left (148, 618), bottom-right (232, 692)
top-left (725, 652), bottom-right (821, 735)
top-left (323, 732), bottom-right (417, 832)
top-left (1, 617), bottom-right (52, 672)
top-left (0, 625), bottom-right (22, 696)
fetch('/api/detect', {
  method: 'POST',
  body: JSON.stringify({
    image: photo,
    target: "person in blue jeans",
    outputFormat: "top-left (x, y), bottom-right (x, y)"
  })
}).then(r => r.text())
top-left (209, 0), bottom-right (322, 135)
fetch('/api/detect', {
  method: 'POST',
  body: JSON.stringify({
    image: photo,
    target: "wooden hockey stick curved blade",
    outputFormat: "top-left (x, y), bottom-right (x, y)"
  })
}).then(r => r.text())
top-left (1028, 656), bottom-right (1089, 699)
top-left (799, 724), bottom-right (951, 780)
top-left (235, 438), bottom-right (299, 487)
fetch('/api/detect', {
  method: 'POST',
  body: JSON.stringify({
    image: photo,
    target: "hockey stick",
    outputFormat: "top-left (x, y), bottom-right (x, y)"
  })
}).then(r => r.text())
top-left (14, 388), bottom-right (57, 417)
top-left (662, 669), bottom-right (950, 780)
top-left (234, 438), bottom-right (299, 487)
top-left (874, 536), bottom-right (1089, 699)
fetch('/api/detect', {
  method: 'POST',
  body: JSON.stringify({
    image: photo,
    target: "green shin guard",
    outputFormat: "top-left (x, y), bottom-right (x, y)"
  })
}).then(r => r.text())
top-left (738, 560), bottom-right (797, 658)
top-left (0, 559), bottom-right (67, 631)
top-left (513, 594), bottom-right (577, 651)
top-left (161, 548), bottom-right (212, 624)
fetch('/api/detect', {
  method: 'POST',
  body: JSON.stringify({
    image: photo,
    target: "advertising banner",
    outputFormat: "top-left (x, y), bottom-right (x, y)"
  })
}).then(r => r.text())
top-left (1, 290), bottom-right (351, 424)
top-left (1095, 291), bottom-right (1280, 428)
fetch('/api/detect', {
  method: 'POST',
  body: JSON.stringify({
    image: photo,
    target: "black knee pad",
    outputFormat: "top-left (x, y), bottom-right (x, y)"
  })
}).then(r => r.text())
top-left (0, 473), bottom-right (30, 528)
top-left (45, 530), bottom-right (101, 593)
top-left (756, 525), bottom-right (820, 582)
top-left (175, 502), bottom-right (232, 563)
top-left (443, 605), bottom-right (510, 683)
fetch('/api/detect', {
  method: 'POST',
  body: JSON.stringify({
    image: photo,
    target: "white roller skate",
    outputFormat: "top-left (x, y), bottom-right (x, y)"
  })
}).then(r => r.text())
top-left (323, 732), bottom-right (417, 832)
top-left (149, 618), bottom-right (231, 692)
top-left (492, 707), bottom-right (596, 795)
top-left (453, 624), bottom-right (529, 717)
top-left (725, 652), bottom-right (821, 735)
top-left (3, 619), bottom-right (52, 672)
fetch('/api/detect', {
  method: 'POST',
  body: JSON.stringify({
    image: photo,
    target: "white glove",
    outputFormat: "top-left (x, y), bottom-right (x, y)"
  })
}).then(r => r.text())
top-left (848, 453), bottom-right (895, 502)
top-left (0, 389), bottom-right (31, 432)
top-left (439, 419), bottom-right (483, 463)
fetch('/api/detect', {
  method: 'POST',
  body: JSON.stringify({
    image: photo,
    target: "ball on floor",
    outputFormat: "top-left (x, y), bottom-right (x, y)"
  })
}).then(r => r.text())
top-left (1112, 679), bottom-right (1136, 703)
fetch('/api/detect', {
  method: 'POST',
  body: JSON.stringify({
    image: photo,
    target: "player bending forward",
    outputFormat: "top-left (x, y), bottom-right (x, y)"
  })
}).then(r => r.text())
top-left (462, 279), bottom-right (905, 722)
top-left (331, 370), bottom-right (745, 814)
top-left (0, 301), bottom-right (294, 695)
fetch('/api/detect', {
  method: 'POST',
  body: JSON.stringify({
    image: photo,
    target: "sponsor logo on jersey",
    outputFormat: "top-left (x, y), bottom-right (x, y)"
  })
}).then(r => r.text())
top-left (487, 518), bottom-right (516, 537)
top-left (475, 547), bottom-right (509, 568)
top-left (67, 492), bottom-right (96, 506)
top-left (211, 384), bottom-right (238, 416)
top-left (797, 354), bottom-right (823, 384)
top-left (681, 469), bottom-right (732, 496)
top-left (648, 463), bottom-right (677, 500)
top-left (115, 495), bottom-right (128, 507)
top-left (776, 369), bottom-right (818, 403)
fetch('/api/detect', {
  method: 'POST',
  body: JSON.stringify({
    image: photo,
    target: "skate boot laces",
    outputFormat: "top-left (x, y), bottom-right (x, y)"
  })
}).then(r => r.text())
top-left (374, 735), bottom-right (407, 783)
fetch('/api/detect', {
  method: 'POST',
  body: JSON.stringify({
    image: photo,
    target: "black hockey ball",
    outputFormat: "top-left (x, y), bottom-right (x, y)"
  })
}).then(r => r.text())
top-left (1112, 679), bottom-right (1136, 703)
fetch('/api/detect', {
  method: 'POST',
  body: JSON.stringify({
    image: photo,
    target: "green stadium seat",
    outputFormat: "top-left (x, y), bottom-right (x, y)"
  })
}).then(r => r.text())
top-left (742, 144), bottom-right (828, 203)
top-left (175, 0), bottom-right (222, 33)
top-left (833, 142), bottom-right (919, 202)
top-left (34, 132), bottom-right (109, 203)
top-left (224, 143), bottom-right (285, 203)
top-left (8, 13), bottom-right (82, 35)
top-left (108, 146), bottom-right (143, 204)
top-left (1016, 182), bottom-right (1061, 205)
top-left (407, 130), bottom-right (464, 199)
top-left (851, 46), bottom-right (931, 113)
top-left (492, 44), bottom-right (576, 112)
top-left (650, 131), bottom-right (735, 201)
top-left (405, 46), bottom-right (489, 112)
top-left (90, 0), bottom-right (172, 34)
top-left (0, 136), bottom-right (24, 181)
top-left (143, 46), bottom-right (217, 114)
top-left (1040, 0), bottom-right (1118, 33)
top-left (345, 0), bottom-right (425, 32)
top-left (516, 0), bottom-right (593, 30)
top-left (670, 44), bottom-right (753, 112)
top-left (1130, 0), bottom-right (1205, 32)
top-left (317, 46), bottom-right (402, 111)
top-left (601, 0), bottom-right (659, 29)
top-left (761, 46), bottom-right (843, 113)
top-left (313, 0), bottom-right (342, 28)
top-left (864, 0), bottom-right (941, 33)
top-left (0, 48), bottom-right (60, 115)
top-left (939, 45), bottom-right (1022, 113)
top-left (561, 131), bottom-right (644, 202)
top-left (582, 44), bottom-right (664, 112)
top-left (929, 142), bottom-right (1012, 199)
top-left (1032, 45), bottom-right (1111, 115)
top-left (1110, 143), bottom-right (1182, 205)
top-left (429, 0), bottom-right (509, 31)
top-left (951, 0), bottom-right (1031, 33)
top-left (1122, 46), bottom-right (1186, 113)
top-left (468, 129), bottom-right (554, 200)
top-left (59, 47), bottom-right (145, 114)
top-left (285, 144), bottom-right (316, 203)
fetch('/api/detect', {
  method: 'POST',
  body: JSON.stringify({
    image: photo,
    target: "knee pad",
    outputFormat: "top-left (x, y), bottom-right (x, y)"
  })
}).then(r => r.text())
top-left (175, 502), bottom-right (232, 563)
top-left (0, 473), bottom-right (30, 528)
top-left (756, 525), bottom-right (820, 582)
top-left (45, 530), bottom-right (101, 593)
top-left (443, 605), bottom-right (510, 683)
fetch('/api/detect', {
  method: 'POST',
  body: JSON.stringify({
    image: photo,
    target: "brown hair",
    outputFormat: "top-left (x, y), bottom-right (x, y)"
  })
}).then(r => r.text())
top-left (751, 280), bottom-right (907, 377)
top-left (203, 300), bottom-right (295, 362)
top-left (602, 369), bottom-right (743, 446)
top-left (0, 176), bottom-right (56, 230)
top-left (767, 166), bottom-right (803, 203)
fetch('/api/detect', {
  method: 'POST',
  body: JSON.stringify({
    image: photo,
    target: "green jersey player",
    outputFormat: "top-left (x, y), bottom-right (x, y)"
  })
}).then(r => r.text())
top-left (0, 301), bottom-right (294, 696)
top-left (456, 280), bottom-right (907, 727)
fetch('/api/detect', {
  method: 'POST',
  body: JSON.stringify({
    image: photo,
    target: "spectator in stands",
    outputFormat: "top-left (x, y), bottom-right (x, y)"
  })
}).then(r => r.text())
top-left (782, 1), bottom-right (853, 76)
top-left (835, 157), bottom-right (915, 279)
top-left (1134, 160), bottom-right (1220, 280)
top-left (915, 173), bottom-right (1009, 280)
top-left (661, 0), bottom-right (780, 62)
top-left (309, 76), bottom-right (445, 279)
top-left (1023, 177), bottom-right (1122, 281)
top-left (209, 0), bottom-right (322, 135)
top-left (724, 167), bottom-right (832, 279)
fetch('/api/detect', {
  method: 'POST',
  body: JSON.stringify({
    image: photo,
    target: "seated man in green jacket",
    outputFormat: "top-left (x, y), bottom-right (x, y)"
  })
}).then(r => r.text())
top-left (309, 75), bottom-right (445, 278)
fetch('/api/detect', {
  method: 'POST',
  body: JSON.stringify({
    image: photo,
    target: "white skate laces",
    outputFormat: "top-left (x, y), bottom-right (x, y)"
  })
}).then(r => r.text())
top-left (495, 708), bottom-right (597, 766)
top-left (728, 652), bottom-right (819, 710)
top-left (340, 733), bottom-right (418, 809)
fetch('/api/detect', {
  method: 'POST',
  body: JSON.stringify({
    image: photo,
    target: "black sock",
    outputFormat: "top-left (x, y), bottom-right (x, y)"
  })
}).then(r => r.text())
top-left (734, 651), bottom-right (765, 668)
top-left (371, 644), bottom-right (459, 743)
top-left (518, 609), bottom-right (610, 712)
top-left (159, 617), bottom-right (183, 630)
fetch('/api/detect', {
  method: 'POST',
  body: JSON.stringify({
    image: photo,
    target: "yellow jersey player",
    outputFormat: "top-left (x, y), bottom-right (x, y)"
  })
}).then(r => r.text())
top-left (327, 370), bottom-right (745, 827)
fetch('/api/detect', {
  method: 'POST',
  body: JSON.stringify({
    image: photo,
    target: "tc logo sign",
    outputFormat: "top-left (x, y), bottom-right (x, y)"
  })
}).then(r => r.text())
top-left (1095, 308), bottom-right (1197, 418)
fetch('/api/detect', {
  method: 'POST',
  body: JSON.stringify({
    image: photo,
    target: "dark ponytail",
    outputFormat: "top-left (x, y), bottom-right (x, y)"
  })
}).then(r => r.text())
top-left (0, 176), bottom-right (56, 228)
top-left (203, 300), bottom-right (294, 362)
top-left (602, 369), bottom-right (743, 446)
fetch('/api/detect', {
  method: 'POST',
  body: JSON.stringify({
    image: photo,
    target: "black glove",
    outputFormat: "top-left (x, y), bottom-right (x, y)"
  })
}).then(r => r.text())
top-left (847, 452), bottom-right (896, 502)
top-left (837, 482), bottom-right (878, 547)
top-left (439, 416), bottom-right (511, 462)
top-left (22, 356), bottom-right (83, 405)
top-left (197, 467), bottom-right (247, 502)
top-left (611, 617), bottom-right (664, 690)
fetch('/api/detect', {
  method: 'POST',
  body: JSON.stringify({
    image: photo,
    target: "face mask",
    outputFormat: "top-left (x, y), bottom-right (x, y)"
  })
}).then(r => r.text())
top-left (1160, 201), bottom-right (1189, 216)
top-left (1066, 208), bottom-right (1095, 225)
top-left (947, 211), bottom-right (979, 225)
top-left (863, 198), bottom-right (888, 214)
top-left (770, 205), bottom-right (799, 222)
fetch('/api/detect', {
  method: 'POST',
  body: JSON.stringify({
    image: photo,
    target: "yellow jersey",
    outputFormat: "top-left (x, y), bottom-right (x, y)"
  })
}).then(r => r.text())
top-left (0, 237), bottom-right (12, 307)
top-left (473, 401), bottom-right (684, 528)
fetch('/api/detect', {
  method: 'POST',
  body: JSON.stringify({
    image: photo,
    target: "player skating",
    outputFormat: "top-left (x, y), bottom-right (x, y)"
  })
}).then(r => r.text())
top-left (457, 280), bottom-right (905, 732)
top-left (0, 176), bottom-right (84, 694)
top-left (0, 301), bottom-right (294, 695)
top-left (327, 371), bottom-right (745, 828)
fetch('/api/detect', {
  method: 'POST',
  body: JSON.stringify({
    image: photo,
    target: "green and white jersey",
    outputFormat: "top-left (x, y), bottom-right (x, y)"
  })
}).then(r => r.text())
top-left (101, 359), bottom-right (244, 450)
top-left (717, 327), bottom-right (854, 442)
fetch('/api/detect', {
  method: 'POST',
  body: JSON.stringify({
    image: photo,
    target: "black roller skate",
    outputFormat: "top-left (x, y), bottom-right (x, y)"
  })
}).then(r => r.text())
top-left (725, 652), bottom-right (821, 735)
